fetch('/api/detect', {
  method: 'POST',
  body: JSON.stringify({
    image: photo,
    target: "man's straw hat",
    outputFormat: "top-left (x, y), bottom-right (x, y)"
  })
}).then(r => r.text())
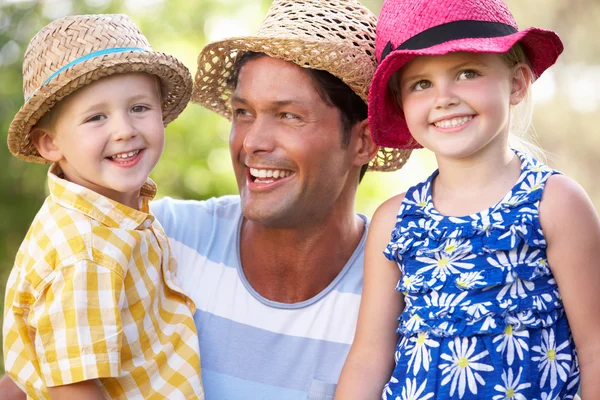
top-left (192, 0), bottom-right (411, 172)
top-left (8, 14), bottom-right (193, 164)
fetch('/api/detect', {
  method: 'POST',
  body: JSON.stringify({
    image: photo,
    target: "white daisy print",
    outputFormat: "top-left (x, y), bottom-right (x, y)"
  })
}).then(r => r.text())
top-left (531, 329), bottom-right (572, 389)
top-left (493, 325), bottom-right (530, 365)
top-left (518, 172), bottom-right (547, 195)
top-left (381, 376), bottom-right (398, 400)
top-left (425, 290), bottom-right (469, 308)
top-left (493, 367), bottom-right (531, 400)
top-left (416, 242), bottom-right (476, 283)
top-left (488, 246), bottom-right (540, 300)
top-left (455, 271), bottom-right (487, 290)
top-left (439, 337), bottom-right (494, 398)
top-left (463, 302), bottom-right (492, 320)
top-left (405, 332), bottom-right (440, 375)
top-left (399, 377), bottom-right (435, 400)
top-left (399, 274), bottom-right (425, 293)
top-left (404, 313), bottom-right (425, 332)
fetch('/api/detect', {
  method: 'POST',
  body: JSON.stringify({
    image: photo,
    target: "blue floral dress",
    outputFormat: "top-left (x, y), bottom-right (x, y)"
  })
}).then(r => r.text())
top-left (382, 151), bottom-right (580, 400)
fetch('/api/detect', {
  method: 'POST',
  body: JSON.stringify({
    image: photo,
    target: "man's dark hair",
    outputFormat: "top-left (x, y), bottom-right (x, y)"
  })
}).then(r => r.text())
top-left (228, 52), bottom-right (370, 182)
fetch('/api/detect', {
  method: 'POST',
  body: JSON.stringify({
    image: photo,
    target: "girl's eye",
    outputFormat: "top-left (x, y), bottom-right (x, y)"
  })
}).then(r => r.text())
top-left (458, 70), bottom-right (479, 80)
top-left (411, 80), bottom-right (431, 91)
top-left (85, 114), bottom-right (105, 123)
top-left (131, 105), bottom-right (149, 113)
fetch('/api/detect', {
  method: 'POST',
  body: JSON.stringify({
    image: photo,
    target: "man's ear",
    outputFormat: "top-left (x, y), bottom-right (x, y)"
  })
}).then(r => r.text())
top-left (31, 128), bottom-right (63, 162)
top-left (352, 119), bottom-right (379, 167)
top-left (510, 64), bottom-right (532, 106)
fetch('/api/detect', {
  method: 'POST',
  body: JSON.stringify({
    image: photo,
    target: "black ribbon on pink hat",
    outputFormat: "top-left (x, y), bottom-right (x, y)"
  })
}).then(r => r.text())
top-left (380, 20), bottom-right (518, 62)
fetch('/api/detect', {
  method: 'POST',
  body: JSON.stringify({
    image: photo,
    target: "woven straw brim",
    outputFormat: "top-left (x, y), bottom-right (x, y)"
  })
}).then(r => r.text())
top-left (193, 37), bottom-right (411, 172)
top-left (8, 51), bottom-right (192, 164)
top-left (369, 28), bottom-right (563, 149)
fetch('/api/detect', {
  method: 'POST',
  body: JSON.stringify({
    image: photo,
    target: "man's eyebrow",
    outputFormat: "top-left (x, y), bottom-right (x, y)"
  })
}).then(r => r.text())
top-left (230, 95), bottom-right (248, 104)
top-left (230, 96), bottom-right (307, 107)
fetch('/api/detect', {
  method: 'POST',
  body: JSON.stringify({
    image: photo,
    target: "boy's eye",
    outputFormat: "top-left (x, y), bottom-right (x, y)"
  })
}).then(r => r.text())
top-left (411, 80), bottom-right (431, 91)
top-left (85, 114), bottom-right (105, 123)
top-left (131, 105), bottom-right (149, 113)
top-left (458, 70), bottom-right (479, 80)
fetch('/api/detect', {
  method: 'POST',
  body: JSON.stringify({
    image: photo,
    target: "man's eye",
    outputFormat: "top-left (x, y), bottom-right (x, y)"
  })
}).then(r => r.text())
top-left (280, 112), bottom-right (300, 120)
top-left (233, 108), bottom-right (250, 117)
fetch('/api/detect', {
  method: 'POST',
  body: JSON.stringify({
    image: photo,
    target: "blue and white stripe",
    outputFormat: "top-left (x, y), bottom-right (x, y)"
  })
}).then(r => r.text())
top-left (151, 196), bottom-right (366, 400)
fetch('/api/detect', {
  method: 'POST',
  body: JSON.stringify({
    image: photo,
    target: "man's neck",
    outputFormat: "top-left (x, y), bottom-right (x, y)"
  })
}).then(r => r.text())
top-left (239, 210), bottom-right (365, 303)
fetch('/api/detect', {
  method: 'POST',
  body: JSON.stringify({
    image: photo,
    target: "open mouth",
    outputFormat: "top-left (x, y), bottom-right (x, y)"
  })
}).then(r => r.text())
top-left (433, 116), bottom-right (473, 129)
top-left (106, 149), bottom-right (144, 167)
top-left (108, 149), bottom-right (141, 160)
top-left (249, 167), bottom-right (293, 184)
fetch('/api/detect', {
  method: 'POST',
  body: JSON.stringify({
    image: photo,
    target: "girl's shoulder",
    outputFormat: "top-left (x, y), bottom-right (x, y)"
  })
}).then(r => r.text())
top-left (540, 174), bottom-right (596, 233)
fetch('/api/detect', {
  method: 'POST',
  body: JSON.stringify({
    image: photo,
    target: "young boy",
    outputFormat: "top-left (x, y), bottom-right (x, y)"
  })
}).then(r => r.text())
top-left (3, 14), bottom-right (203, 399)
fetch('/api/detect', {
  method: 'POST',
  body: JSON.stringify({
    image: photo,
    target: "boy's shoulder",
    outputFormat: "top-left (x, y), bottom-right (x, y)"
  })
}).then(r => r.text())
top-left (16, 194), bottom-right (121, 288)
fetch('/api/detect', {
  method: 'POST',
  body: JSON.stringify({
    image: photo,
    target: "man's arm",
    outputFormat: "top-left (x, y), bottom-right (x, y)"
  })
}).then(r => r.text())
top-left (0, 375), bottom-right (26, 400)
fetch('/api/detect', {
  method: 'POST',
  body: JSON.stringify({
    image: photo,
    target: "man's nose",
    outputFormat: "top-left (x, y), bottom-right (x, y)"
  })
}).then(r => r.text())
top-left (241, 116), bottom-right (276, 154)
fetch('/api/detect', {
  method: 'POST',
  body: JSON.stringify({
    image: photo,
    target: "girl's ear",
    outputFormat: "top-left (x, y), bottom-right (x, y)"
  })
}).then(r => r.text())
top-left (510, 64), bottom-right (532, 106)
top-left (31, 128), bottom-right (64, 162)
top-left (352, 119), bottom-right (379, 168)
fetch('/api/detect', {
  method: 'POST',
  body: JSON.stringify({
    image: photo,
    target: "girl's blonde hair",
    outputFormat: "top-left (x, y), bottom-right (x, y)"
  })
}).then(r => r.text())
top-left (388, 44), bottom-right (545, 161)
top-left (499, 44), bottom-right (545, 161)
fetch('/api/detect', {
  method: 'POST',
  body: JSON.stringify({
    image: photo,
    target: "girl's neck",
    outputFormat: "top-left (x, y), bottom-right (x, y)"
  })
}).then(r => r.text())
top-left (431, 146), bottom-right (521, 217)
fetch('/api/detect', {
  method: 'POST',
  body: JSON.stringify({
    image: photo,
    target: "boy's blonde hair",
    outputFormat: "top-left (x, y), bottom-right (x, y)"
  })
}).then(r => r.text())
top-left (388, 44), bottom-right (545, 161)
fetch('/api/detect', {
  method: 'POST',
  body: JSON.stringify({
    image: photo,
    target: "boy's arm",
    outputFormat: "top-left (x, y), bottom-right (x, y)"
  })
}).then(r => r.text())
top-left (335, 194), bottom-right (406, 399)
top-left (0, 375), bottom-right (26, 400)
top-left (47, 380), bottom-right (105, 400)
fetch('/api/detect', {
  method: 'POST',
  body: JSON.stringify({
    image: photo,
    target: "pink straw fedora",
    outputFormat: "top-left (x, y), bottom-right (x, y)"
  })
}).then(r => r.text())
top-left (368, 0), bottom-right (564, 149)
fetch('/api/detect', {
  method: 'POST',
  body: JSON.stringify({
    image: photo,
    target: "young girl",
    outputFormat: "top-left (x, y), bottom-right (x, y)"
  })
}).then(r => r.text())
top-left (335, 0), bottom-right (600, 399)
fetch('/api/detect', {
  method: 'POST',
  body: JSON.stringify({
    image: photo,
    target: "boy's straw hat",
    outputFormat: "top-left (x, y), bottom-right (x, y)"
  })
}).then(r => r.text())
top-left (369, 0), bottom-right (564, 149)
top-left (192, 0), bottom-right (410, 172)
top-left (8, 14), bottom-right (193, 164)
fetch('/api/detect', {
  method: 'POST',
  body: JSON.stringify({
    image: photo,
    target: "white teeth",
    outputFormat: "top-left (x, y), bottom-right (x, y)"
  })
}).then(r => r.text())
top-left (249, 168), bottom-right (292, 180)
top-left (110, 150), bottom-right (140, 159)
top-left (434, 116), bottom-right (473, 128)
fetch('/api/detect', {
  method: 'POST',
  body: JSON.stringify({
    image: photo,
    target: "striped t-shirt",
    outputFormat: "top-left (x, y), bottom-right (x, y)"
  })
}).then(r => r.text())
top-left (151, 195), bottom-right (366, 400)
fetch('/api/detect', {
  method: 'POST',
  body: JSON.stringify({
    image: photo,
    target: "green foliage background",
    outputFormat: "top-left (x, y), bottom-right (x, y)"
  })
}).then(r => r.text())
top-left (1, 0), bottom-right (599, 375)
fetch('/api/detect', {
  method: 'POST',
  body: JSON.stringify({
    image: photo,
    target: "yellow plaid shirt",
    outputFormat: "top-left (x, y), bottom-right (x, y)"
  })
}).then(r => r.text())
top-left (3, 164), bottom-right (203, 399)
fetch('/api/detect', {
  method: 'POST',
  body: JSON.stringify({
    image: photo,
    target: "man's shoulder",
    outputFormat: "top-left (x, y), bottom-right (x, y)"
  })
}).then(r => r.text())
top-left (151, 195), bottom-right (241, 224)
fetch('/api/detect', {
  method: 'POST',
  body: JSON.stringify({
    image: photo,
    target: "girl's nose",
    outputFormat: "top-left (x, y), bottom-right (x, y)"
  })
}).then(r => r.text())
top-left (434, 83), bottom-right (460, 109)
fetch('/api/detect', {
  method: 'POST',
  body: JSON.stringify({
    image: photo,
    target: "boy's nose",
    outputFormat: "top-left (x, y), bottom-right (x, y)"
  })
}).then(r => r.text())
top-left (112, 115), bottom-right (138, 141)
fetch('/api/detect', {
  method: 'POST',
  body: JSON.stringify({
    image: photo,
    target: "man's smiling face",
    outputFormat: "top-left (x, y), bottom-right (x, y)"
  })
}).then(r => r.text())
top-left (229, 56), bottom-right (356, 227)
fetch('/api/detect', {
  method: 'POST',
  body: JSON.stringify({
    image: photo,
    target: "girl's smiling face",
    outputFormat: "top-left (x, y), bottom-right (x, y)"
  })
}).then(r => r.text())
top-left (397, 52), bottom-right (528, 162)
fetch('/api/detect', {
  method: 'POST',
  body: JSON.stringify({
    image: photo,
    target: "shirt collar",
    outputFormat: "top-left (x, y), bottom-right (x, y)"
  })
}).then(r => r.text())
top-left (47, 163), bottom-right (156, 230)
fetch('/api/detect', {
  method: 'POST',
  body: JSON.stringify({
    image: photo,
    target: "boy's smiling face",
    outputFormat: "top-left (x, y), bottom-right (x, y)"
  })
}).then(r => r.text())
top-left (33, 72), bottom-right (165, 209)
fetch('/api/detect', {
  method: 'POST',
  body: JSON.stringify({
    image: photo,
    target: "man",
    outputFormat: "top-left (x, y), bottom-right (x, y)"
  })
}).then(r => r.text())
top-left (151, 1), bottom-right (407, 398)
top-left (0, 0), bottom-right (410, 398)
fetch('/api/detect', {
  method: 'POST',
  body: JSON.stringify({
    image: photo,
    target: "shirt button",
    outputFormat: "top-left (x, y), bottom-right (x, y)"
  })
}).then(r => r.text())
top-left (143, 220), bottom-right (152, 228)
